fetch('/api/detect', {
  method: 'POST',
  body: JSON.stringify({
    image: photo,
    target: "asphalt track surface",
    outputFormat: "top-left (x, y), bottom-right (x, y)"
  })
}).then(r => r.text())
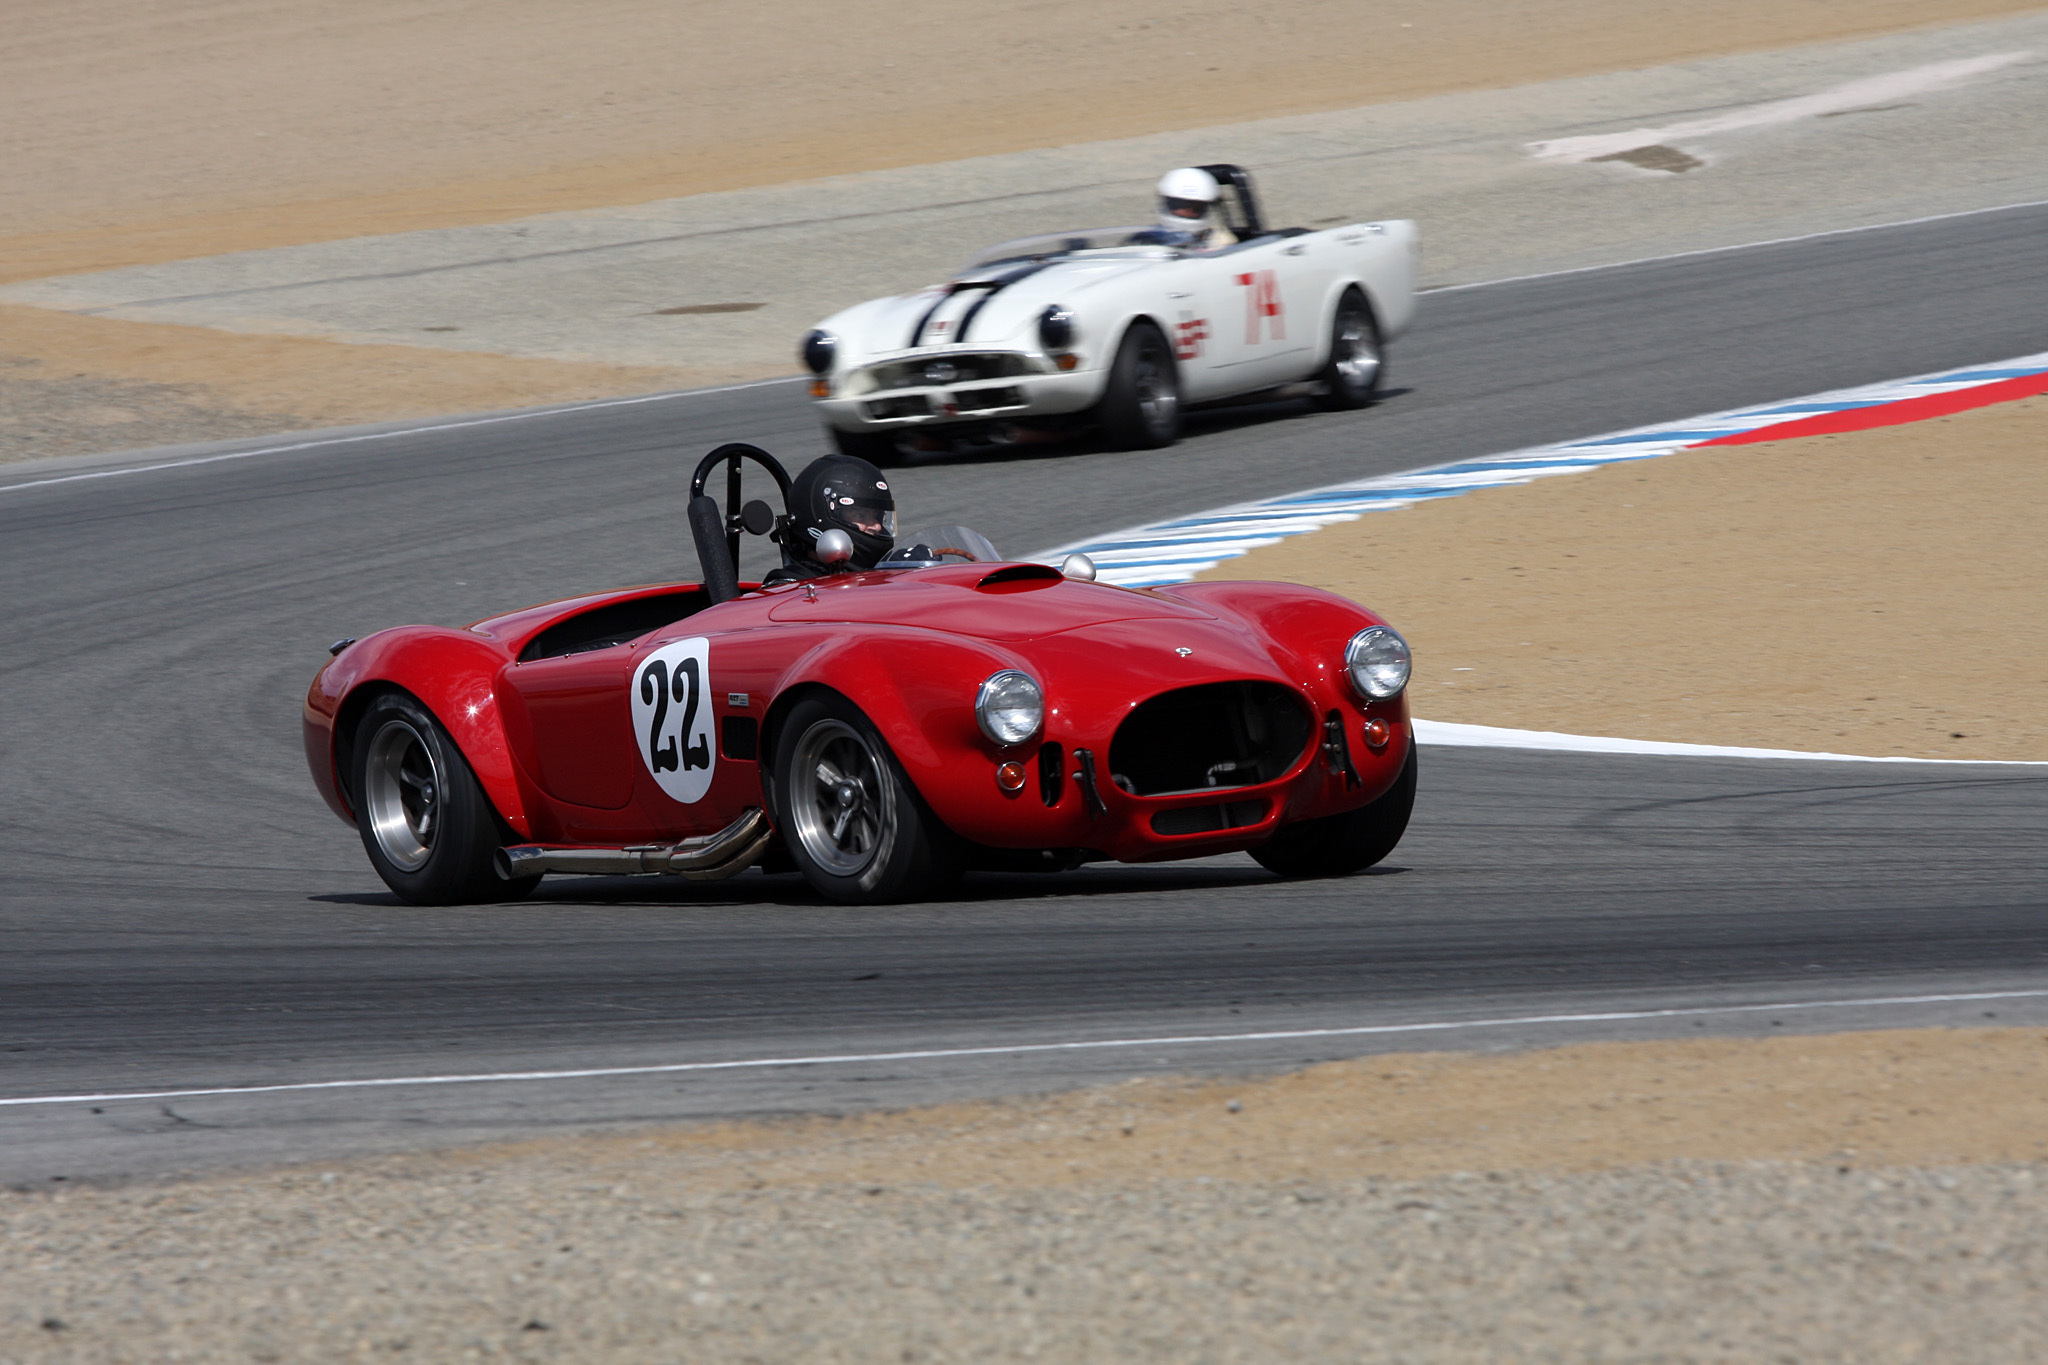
top-left (4, 204), bottom-right (2048, 1183)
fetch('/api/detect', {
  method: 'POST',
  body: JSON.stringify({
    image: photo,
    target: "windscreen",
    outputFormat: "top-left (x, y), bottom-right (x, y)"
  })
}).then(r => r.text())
top-left (878, 525), bottom-right (1004, 568)
top-left (959, 228), bottom-right (1164, 274)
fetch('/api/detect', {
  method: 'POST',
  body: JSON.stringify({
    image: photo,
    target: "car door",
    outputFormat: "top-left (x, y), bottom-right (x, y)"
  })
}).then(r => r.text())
top-left (1199, 236), bottom-right (1316, 391)
top-left (500, 647), bottom-right (638, 809)
top-left (1146, 254), bottom-right (1233, 402)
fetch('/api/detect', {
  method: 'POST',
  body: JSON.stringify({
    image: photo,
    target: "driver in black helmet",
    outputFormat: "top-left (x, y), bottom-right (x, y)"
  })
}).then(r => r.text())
top-left (765, 454), bottom-right (897, 583)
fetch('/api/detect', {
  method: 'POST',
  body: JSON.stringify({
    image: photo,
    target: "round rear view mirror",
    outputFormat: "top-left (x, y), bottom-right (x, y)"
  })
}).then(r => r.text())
top-left (815, 528), bottom-right (855, 565)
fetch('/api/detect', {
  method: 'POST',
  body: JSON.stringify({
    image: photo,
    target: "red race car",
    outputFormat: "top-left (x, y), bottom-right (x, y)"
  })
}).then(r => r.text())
top-left (304, 444), bottom-right (1416, 904)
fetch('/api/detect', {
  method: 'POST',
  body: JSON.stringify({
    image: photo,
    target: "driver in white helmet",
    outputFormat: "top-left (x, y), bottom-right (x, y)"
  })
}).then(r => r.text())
top-left (1155, 167), bottom-right (1237, 249)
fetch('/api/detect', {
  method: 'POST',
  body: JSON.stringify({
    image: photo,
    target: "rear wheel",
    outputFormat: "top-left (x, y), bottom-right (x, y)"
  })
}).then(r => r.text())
top-left (1252, 742), bottom-right (1416, 878)
top-left (768, 694), bottom-right (963, 903)
top-left (1095, 321), bottom-right (1182, 449)
top-left (351, 692), bottom-right (536, 905)
top-left (1314, 287), bottom-right (1384, 411)
top-left (830, 426), bottom-right (902, 466)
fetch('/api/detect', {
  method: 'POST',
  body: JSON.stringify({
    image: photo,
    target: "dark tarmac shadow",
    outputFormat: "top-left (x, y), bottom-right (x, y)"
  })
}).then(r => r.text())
top-left (882, 387), bottom-right (1417, 473)
top-left (306, 860), bottom-right (1409, 912)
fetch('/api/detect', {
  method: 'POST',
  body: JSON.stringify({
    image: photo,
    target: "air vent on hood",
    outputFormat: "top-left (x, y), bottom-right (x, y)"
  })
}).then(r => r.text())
top-left (975, 564), bottom-right (1064, 591)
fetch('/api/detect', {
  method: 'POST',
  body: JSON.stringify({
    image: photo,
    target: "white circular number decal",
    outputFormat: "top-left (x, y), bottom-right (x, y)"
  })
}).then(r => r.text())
top-left (630, 637), bottom-right (716, 804)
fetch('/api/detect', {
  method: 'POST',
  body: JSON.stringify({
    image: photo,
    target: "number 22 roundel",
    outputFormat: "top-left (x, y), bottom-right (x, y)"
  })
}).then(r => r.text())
top-left (630, 637), bottom-right (716, 804)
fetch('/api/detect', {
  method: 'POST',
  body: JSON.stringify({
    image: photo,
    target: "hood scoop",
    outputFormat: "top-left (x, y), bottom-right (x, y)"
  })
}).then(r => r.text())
top-left (975, 563), bottom-right (1062, 591)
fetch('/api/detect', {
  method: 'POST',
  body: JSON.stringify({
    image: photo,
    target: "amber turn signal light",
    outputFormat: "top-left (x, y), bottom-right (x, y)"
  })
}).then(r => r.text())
top-left (809, 378), bottom-right (830, 397)
top-left (1055, 353), bottom-right (1080, 371)
top-left (996, 761), bottom-right (1028, 793)
top-left (1362, 718), bottom-right (1392, 751)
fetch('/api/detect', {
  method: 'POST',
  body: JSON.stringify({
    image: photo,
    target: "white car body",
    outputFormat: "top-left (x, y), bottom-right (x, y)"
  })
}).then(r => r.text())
top-left (805, 212), bottom-right (1418, 448)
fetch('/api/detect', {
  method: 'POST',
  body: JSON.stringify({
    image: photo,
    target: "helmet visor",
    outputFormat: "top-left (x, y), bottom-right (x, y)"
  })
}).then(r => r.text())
top-left (835, 499), bottom-right (894, 539)
top-left (1162, 196), bottom-right (1210, 220)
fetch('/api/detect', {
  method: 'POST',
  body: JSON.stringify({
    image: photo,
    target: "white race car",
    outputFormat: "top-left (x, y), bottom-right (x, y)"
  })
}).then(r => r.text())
top-left (800, 166), bottom-right (1417, 460)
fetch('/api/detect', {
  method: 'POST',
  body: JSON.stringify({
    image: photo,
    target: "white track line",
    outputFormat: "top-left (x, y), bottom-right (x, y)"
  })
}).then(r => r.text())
top-left (7, 988), bottom-right (2045, 1110)
top-left (1415, 719), bottom-right (2048, 766)
top-left (1528, 52), bottom-right (2031, 163)
top-left (0, 376), bottom-right (805, 496)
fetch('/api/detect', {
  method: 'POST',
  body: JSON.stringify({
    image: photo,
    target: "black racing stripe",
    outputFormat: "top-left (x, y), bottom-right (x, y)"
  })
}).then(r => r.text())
top-left (910, 282), bottom-right (982, 348)
top-left (954, 262), bottom-right (1053, 343)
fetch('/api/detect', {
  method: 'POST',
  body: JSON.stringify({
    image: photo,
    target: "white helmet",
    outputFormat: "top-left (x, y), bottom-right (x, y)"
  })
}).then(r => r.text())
top-left (1157, 167), bottom-right (1222, 233)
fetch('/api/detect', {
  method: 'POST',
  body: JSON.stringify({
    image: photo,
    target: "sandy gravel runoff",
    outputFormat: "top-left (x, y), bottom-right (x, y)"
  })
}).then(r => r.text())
top-left (8, 0), bottom-right (2039, 277)
top-left (11, 1028), bottom-right (2048, 1361)
top-left (1208, 392), bottom-right (2048, 762)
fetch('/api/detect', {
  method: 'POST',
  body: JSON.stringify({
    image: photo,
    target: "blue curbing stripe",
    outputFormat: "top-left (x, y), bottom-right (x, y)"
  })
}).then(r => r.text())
top-left (1034, 350), bottom-right (2048, 587)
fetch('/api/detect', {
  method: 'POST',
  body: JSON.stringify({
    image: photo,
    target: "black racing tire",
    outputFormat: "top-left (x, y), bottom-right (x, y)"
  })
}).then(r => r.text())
top-left (1313, 287), bottom-right (1385, 411)
top-left (830, 426), bottom-right (903, 466)
top-left (1094, 321), bottom-right (1182, 449)
top-left (1252, 742), bottom-right (1416, 878)
top-left (350, 692), bottom-right (538, 905)
top-left (767, 693), bottom-right (964, 904)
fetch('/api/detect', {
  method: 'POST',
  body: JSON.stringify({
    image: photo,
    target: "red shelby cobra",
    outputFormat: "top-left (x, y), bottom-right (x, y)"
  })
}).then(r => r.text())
top-left (303, 444), bottom-right (1417, 904)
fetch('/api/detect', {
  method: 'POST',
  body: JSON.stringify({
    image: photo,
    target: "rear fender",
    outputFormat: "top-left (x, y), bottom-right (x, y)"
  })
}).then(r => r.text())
top-left (306, 627), bottom-right (533, 840)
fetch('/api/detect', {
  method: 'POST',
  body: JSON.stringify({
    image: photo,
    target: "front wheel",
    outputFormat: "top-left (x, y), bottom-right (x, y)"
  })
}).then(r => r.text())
top-left (767, 694), bottom-right (964, 903)
top-left (1252, 742), bottom-right (1416, 878)
top-left (1094, 321), bottom-right (1182, 449)
top-left (1314, 287), bottom-right (1384, 411)
top-left (351, 692), bottom-right (537, 905)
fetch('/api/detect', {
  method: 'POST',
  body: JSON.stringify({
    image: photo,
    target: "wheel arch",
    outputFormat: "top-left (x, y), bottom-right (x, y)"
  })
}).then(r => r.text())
top-left (1313, 279), bottom-right (1383, 372)
top-left (765, 630), bottom-right (1023, 822)
top-left (321, 629), bottom-right (536, 840)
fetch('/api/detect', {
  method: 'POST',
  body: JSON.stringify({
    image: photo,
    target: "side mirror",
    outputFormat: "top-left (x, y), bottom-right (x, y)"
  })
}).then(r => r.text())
top-left (1060, 553), bottom-right (1097, 581)
top-left (815, 529), bottom-right (855, 566)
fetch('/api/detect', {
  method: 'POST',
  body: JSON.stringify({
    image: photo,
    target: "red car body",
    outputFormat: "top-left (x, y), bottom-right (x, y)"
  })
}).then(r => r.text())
top-left (305, 560), bottom-right (1411, 887)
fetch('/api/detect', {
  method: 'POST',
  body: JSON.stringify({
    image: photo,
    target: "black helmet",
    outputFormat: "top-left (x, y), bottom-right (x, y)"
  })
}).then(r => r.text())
top-left (788, 455), bottom-right (896, 569)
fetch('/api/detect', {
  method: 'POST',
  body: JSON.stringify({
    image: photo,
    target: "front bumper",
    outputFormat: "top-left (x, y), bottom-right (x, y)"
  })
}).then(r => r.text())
top-left (816, 364), bottom-right (1105, 432)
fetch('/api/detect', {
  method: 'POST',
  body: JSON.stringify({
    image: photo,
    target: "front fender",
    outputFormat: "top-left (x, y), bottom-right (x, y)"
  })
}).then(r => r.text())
top-left (766, 629), bottom-right (1028, 835)
top-left (303, 627), bottom-right (533, 840)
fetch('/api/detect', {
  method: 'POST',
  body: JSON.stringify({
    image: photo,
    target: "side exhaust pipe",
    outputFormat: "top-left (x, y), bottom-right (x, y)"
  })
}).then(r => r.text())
top-left (495, 808), bottom-right (772, 883)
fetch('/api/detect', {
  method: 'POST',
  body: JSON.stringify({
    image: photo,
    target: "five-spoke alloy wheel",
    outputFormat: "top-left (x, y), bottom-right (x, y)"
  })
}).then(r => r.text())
top-left (1097, 321), bottom-right (1182, 449)
top-left (769, 693), bottom-right (964, 903)
top-left (350, 692), bottom-right (535, 905)
top-left (1315, 286), bottom-right (1384, 411)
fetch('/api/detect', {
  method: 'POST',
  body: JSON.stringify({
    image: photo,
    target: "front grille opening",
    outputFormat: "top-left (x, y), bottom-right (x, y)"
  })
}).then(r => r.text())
top-left (1108, 681), bottom-right (1313, 797)
top-left (1152, 800), bottom-right (1268, 836)
top-left (869, 354), bottom-right (1028, 391)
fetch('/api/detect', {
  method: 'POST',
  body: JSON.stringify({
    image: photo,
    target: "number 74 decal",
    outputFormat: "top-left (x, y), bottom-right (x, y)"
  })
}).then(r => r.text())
top-left (631, 637), bottom-right (717, 803)
top-left (1235, 269), bottom-right (1286, 344)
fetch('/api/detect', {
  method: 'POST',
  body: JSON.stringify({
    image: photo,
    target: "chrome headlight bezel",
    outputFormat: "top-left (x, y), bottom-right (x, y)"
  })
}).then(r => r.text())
top-left (975, 669), bottom-right (1044, 746)
top-left (1344, 626), bottom-right (1411, 701)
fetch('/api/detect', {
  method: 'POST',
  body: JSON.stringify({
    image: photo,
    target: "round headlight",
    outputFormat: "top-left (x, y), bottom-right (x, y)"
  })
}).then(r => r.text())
top-left (1344, 626), bottom-right (1410, 700)
top-left (800, 329), bottom-right (837, 375)
top-left (975, 670), bottom-right (1044, 746)
top-left (1038, 305), bottom-right (1076, 352)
